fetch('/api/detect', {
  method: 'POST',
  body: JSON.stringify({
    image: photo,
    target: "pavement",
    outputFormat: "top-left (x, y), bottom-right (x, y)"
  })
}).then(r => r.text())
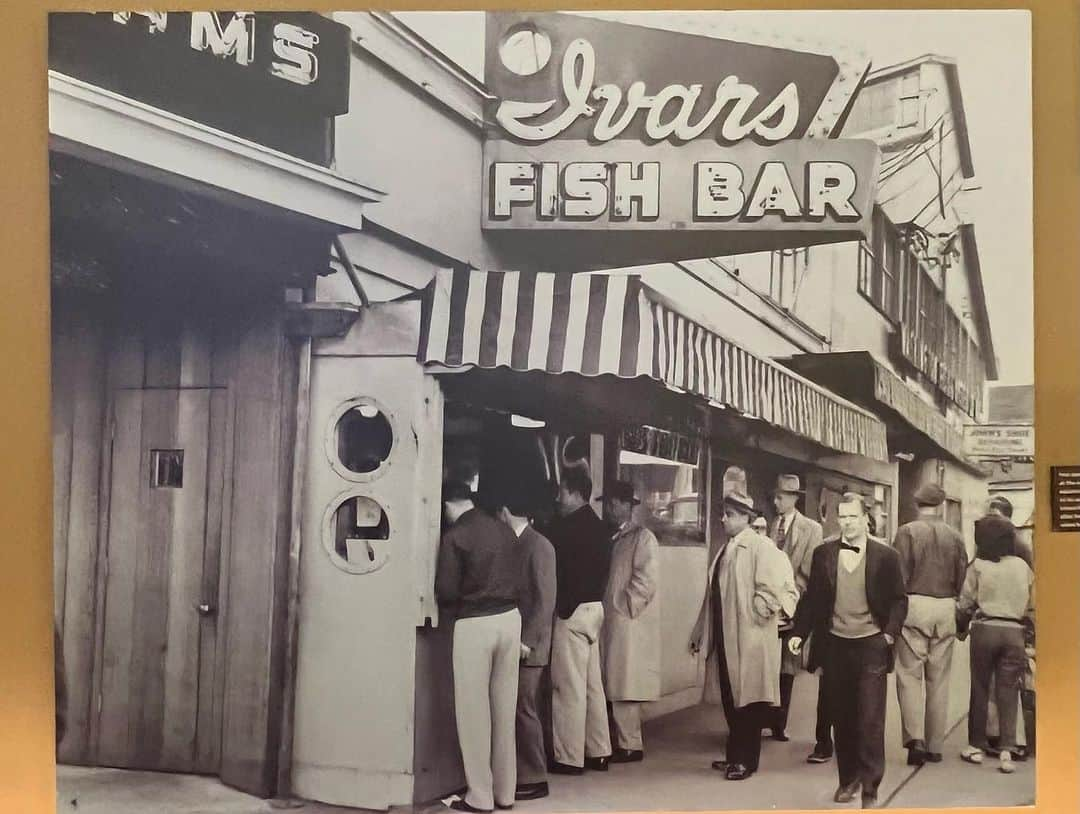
top-left (57, 676), bottom-right (1033, 812)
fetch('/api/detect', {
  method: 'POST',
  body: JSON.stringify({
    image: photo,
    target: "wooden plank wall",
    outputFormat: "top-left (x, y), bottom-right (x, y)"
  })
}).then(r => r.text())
top-left (52, 295), bottom-right (108, 765)
top-left (53, 289), bottom-right (297, 796)
top-left (211, 299), bottom-right (295, 797)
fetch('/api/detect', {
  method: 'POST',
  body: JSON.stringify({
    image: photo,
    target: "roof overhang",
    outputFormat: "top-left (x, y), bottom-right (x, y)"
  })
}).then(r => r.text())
top-left (780, 350), bottom-right (987, 472)
top-left (48, 70), bottom-right (385, 232)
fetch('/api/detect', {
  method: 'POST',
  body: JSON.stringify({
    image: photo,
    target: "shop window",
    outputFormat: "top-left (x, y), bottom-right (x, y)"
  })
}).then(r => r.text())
top-left (945, 498), bottom-right (962, 533)
top-left (618, 444), bottom-right (705, 547)
top-left (150, 449), bottom-right (184, 488)
top-left (325, 494), bottom-right (391, 574)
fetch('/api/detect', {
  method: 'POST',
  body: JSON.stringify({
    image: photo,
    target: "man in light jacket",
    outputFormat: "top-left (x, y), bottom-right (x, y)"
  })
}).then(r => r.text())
top-left (767, 474), bottom-right (826, 751)
top-left (690, 491), bottom-right (797, 781)
top-left (597, 480), bottom-right (660, 764)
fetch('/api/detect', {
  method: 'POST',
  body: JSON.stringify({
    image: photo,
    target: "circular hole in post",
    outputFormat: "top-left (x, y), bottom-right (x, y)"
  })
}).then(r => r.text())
top-left (330, 495), bottom-right (391, 571)
top-left (336, 404), bottom-right (393, 474)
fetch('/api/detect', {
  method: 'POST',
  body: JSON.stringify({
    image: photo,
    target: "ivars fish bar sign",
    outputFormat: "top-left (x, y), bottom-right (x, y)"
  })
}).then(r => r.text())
top-left (483, 12), bottom-right (879, 239)
top-left (485, 138), bottom-right (878, 231)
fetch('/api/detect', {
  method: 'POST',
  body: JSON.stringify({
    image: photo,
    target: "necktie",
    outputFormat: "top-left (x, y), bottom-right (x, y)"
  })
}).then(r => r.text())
top-left (773, 517), bottom-right (786, 547)
top-left (839, 541), bottom-right (861, 553)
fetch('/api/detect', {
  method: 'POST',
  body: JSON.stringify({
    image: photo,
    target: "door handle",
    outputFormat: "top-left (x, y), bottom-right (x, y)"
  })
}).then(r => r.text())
top-left (196, 602), bottom-right (216, 616)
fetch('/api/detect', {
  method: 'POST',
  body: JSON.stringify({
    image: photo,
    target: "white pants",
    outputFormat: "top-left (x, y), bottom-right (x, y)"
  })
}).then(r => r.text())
top-left (612, 701), bottom-right (644, 751)
top-left (453, 610), bottom-right (521, 810)
top-left (551, 602), bottom-right (612, 766)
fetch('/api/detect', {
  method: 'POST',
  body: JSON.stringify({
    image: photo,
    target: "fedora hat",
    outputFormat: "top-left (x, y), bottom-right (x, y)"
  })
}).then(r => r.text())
top-left (723, 491), bottom-right (756, 516)
top-left (595, 479), bottom-right (640, 505)
top-left (771, 474), bottom-right (805, 495)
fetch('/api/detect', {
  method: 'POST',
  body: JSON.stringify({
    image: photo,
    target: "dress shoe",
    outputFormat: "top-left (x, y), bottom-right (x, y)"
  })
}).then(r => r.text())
top-left (584, 756), bottom-right (610, 772)
top-left (807, 746), bottom-right (833, 764)
top-left (548, 762), bottom-right (584, 776)
top-left (724, 763), bottom-right (753, 780)
top-left (514, 783), bottom-right (549, 801)
top-left (710, 759), bottom-right (728, 771)
top-left (925, 752), bottom-right (943, 763)
top-left (450, 800), bottom-right (492, 813)
top-left (833, 781), bottom-right (861, 803)
top-left (609, 748), bottom-right (644, 763)
top-left (771, 729), bottom-right (790, 742)
top-left (906, 739), bottom-right (928, 766)
top-left (861, 793), bottom-right (880, 809)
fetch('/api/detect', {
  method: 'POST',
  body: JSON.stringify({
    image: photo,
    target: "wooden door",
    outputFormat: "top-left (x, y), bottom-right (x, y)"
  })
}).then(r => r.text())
top-left (95, 387), bottom-right (229, 773)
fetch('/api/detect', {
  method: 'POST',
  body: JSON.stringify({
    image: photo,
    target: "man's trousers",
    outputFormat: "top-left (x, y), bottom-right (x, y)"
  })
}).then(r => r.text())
top-left (453, 609), bottom-right (521, 811)
top-left (895, 595), bottom-right (957, 754)
top-left (611, 701), bottom-right (644, 752)
top-left (825, 634), bottom-right (890, 798)
top-left (516, 666), bottom-right (547, 786)
top-left (551, 602), bottom-right (612, 767)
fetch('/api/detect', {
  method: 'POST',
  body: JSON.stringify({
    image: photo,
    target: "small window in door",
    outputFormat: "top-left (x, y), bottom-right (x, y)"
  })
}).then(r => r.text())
top-left (150, 449), bottom-right (184, 488)
top-left (333, 496), bottom-right (390, 563)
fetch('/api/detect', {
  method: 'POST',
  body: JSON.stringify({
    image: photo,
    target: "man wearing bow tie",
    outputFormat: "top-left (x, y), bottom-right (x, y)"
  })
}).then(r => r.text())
top-left (789, 493), bottom-right (908, 809)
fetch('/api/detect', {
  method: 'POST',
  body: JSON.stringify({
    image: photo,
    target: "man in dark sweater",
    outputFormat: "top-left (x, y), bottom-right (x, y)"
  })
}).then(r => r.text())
top-left (790, 493), bottom-right (907, 810)
top-left (547, 466), bottom-right (614, 774)
top-left (892, 482), bottom-right (968, 766)
top-left (436, 481), bottom-right (523, 813)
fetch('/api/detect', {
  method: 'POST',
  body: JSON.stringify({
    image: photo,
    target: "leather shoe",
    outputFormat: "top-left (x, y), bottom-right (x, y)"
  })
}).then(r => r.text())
top-left (925, 752), bottom-right (943, 763)
top-left (610, 748), bottom-right (644, 763)
top-left (584, 756), bottom-right (610, 772)
top-left (861, 793), bottom-right (880, 809)
top-left (771, 729), bottom-right (790, 742)
top-left (906, 739), bottom-right (928, 766)
top-left (450, 801), bottom-right (492, 813)
top-left (548, 762), bottom-right (583, 776)
top-left (514, 783), bottom-right (549, 801)
top-left (710, 758), bottom-right (728, 771)
top-left (833, 781), bottom-right (861, 803)
top-left (725, 763), bottom-right (753, 780)
top-left (807, 746), bottom-right (833, 764)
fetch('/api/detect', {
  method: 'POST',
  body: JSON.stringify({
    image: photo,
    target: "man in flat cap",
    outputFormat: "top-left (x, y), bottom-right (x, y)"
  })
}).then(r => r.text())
top-left (891, 482), bottom-right (968, 767)
top-left (598, 480), bottom-right (661, 763)
top-left (767, 474), bottom-right (824, 747)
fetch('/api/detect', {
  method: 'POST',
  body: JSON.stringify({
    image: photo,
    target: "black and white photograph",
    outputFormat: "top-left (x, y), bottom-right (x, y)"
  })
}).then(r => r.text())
top-left (48, 9), bottom-right (1034, 812)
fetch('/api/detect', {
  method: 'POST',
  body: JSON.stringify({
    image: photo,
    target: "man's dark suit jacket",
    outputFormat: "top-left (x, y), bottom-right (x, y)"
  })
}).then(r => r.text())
top-left (792, 537), bottom-right (909, 673)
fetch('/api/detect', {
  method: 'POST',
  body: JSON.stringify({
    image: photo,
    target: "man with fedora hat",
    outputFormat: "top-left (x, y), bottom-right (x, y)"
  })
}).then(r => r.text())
top-left (767, 474), bottom-right (825, 748)
top-left (892, 482), bottom-right (968, 767)
top-left (597, 480), bottom-right (661, 763)
top-left (691, 490), bottom-right (796, 780)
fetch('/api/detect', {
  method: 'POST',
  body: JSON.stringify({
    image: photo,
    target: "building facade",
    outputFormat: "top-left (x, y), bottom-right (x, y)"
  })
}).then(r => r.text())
top-left (51, 11), bottom-right (1001, 812)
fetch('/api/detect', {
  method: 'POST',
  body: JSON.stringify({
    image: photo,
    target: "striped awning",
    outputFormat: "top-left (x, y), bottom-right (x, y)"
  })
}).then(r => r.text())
top-left (420, 269), bottom-right (888, 462)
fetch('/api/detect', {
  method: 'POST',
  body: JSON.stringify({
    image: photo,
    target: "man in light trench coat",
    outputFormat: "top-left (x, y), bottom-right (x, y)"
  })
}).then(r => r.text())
top-left (691, 491), bottom-right (798, 780)
top-left (597, 480), bottom-right (661, 763)
top-left (767, 475), bottom-right (826, 751)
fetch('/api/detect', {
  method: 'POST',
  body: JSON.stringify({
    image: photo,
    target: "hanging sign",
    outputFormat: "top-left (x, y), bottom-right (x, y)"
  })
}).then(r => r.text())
top-left (482, 12), bottom-right (879, 259)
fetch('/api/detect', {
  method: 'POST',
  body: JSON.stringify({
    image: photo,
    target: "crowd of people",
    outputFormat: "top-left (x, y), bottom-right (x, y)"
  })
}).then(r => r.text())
top-left (434, 466), bottom-right (1034, 812)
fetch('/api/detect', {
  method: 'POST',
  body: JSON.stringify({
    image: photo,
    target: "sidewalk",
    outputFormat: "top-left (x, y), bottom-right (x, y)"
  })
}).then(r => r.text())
top-left (57, 677), bottom-right (1033, 812)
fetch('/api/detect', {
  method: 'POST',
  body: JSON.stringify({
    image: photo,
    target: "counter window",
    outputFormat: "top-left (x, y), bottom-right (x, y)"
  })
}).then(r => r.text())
top-left (618, 448), bottom-right (705, 547)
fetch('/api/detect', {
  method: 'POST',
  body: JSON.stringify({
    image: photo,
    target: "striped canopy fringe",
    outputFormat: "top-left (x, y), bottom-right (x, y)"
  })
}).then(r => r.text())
top-left (419, 269), bottom-right (889, 462)
top-left (420, 268), bottom-right (656, 378)
top-left (650, 299), bottom-right (889, 461)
